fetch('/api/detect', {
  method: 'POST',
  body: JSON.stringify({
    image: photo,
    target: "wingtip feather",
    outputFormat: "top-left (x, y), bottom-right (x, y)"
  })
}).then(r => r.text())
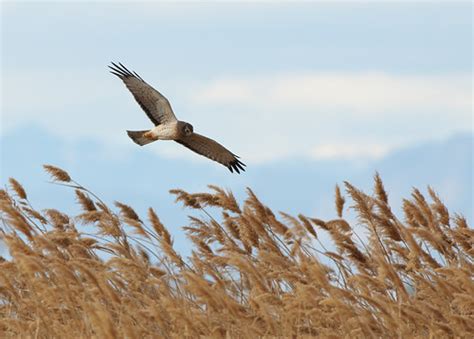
top-left (228, 158), bottom-right (246, 174)
top-left (109, 62), bottom-right (142, 81)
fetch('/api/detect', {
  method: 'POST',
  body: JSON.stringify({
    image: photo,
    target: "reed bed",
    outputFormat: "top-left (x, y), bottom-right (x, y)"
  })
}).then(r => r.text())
top-left (0, 165), bottom-right (472, 338)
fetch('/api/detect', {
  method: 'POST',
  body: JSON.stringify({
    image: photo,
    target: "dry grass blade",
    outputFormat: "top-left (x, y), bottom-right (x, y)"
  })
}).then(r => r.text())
top-left (374, 172), bottom-right (388, 203)
top-left (75, 189), bottom-right (97, 211)
top-left (8, 178), bottom-right (27, 200)
top-left (43, 164), bottom-right (71, 182)
top-left (44, 209), bottom-right (70, 229)
top-left (335, 184), bottom-right (345, 218)
top-left (114, 201), bottom-right (141, 222)
top-left (209, 185), bottom-right (241, 213)
top-left (169, 189), bottom-right (201, 209)
top-left (0, 170), bottom-right (471, 338)
top-left (148, 207), bottom-right (171, 244)
top-left (298, 214), bottom-right (317, 238)
top-left (428, 186), bottom-right (450, 226)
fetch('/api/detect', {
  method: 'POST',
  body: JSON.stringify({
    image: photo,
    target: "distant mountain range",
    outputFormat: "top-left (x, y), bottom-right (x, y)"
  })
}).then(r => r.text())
top-left (1, 126), bottom-right (472, 254)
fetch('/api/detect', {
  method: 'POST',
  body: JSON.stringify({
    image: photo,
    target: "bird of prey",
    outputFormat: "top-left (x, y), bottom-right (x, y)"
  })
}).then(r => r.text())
top-left (109, 62), bottom-right (246, 173)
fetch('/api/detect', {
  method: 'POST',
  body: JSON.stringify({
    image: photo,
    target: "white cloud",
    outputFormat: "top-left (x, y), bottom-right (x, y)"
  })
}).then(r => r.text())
top-left (188, 71), bottom-right (471, 162)
top-left (193, 72), bottom-right (471, 116)
top-left (311, 143), bottom-right (389, 160)
top-left (2, 70), bottom-right (471, 164)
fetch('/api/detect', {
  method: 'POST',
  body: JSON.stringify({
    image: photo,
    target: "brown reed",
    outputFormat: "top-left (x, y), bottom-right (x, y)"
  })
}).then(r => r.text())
top-left (0, 165), bottom-right (472, 338)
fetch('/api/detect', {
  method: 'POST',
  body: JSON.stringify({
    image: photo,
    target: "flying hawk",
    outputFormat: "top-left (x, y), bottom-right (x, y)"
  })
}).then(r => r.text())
top-left (109, 62), bottom-right (246, 174)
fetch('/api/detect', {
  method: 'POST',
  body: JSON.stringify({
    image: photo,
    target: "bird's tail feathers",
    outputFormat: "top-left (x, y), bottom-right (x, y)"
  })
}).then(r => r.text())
top-left (127, 130), bottom-right (155, 146)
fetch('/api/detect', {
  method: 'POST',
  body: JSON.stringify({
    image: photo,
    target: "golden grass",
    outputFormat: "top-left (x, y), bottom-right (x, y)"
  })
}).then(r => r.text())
top-left (0, 166), bottom-right (472, 338)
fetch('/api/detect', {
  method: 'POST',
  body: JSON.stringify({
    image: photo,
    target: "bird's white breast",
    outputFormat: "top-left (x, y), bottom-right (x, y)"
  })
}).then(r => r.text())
top-left (150, 122), bottom-right (180, 140)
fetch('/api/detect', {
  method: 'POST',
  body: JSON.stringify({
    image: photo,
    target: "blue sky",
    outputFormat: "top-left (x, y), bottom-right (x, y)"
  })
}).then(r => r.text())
top-left (1, 2), bottom-right (472, 253)
top-left (2, 2), bottom-right (471, 161)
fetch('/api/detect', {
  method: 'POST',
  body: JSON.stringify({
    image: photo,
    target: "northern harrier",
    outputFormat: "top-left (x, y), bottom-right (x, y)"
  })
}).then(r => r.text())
top-left (109, 62), bottom-right (246, 173)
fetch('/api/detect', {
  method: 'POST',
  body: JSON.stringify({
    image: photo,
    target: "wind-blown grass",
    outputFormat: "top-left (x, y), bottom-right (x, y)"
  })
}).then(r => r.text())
top-left (0, 165), bottom-right (472, 337)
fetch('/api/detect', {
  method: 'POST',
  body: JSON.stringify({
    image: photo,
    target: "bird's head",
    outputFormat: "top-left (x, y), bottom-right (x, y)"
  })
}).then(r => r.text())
top-left (182, 122), bottom-right (194, 136)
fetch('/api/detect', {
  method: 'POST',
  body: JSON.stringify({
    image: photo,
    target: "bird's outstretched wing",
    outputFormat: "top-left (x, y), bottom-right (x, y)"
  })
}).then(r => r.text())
top-left (109, 62), bottom-right (177, 125)
top-left (175, 133), bottom-right (246, 173)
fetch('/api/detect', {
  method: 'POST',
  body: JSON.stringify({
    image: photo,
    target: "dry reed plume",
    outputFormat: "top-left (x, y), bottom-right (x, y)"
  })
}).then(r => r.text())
top-left (0, 165), bottom-right (472, 338)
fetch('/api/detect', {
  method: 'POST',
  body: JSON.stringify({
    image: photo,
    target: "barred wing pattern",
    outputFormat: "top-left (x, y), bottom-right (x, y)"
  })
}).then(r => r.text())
top-left (176, 133), bottom-right (246, 173)
top-left (109, 62), bottom-right (177, 125)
